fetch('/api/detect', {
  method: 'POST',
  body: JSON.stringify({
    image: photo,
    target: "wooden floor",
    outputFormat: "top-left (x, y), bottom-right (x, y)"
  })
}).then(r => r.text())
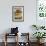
top-left (0, 42), bottom-right (46, 46)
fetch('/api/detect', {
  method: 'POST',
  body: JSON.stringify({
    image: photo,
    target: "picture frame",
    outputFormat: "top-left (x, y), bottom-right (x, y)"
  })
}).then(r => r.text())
top-left (12, 6), bottom-right (24, 22)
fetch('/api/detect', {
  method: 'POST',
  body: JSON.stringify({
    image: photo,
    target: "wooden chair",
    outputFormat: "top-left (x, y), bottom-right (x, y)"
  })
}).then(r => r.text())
top-left (4, 33), bottom-right (18, 46)
top-left (20, 33), bottom-right (30, 46)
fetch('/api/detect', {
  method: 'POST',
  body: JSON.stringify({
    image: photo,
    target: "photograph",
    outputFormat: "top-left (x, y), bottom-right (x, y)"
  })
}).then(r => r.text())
top-left (12, 6), bottom-right (24, 22)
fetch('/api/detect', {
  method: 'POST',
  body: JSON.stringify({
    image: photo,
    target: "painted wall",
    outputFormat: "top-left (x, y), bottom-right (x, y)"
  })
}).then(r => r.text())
top-left (0, 0), bottom-right (37, 33)
top-left (0, 0), bottom-right (37, 42)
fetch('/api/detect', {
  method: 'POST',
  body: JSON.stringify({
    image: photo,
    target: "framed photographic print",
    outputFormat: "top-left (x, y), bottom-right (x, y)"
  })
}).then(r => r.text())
top-left (12, 6), bottom-right (24, 22)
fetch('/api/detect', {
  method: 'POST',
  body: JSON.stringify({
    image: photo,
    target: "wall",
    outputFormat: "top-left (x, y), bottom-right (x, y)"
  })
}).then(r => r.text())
top-left (0, 0), bottom-right (37, 42)
top-left (10, 0), bottom-right (36, 33)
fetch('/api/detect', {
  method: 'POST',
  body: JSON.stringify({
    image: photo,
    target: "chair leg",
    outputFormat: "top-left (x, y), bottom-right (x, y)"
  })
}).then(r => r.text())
top-left (4, 41), bottom-right (7, 46)
top-left (4, 33), bottom-right (7, 46)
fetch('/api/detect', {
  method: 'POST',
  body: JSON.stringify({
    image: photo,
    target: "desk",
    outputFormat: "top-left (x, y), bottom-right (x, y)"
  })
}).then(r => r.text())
top-left (4, 33), bottom-right (18, 46)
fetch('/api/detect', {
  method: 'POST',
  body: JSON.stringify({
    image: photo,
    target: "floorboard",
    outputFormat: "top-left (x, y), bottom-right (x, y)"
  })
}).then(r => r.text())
top-left (0, 42), bottom-right (46, 46)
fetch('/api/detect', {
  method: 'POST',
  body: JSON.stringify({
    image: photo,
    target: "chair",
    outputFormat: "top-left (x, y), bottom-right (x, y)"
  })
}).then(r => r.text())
top-left (18, 33), bottom-right (30, 46)
top-left (4, 27), bottom-right (19, 46)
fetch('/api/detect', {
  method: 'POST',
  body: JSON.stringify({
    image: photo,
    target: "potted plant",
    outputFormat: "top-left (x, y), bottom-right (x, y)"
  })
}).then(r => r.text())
top-left (33, 32), bottom-right (46, 43)
top-left (32, 24), bottom-right (45, 30)
top-left (40, 26), bottom-right (45, 29)
top-left (32, 25), bottom-right (39, 30)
